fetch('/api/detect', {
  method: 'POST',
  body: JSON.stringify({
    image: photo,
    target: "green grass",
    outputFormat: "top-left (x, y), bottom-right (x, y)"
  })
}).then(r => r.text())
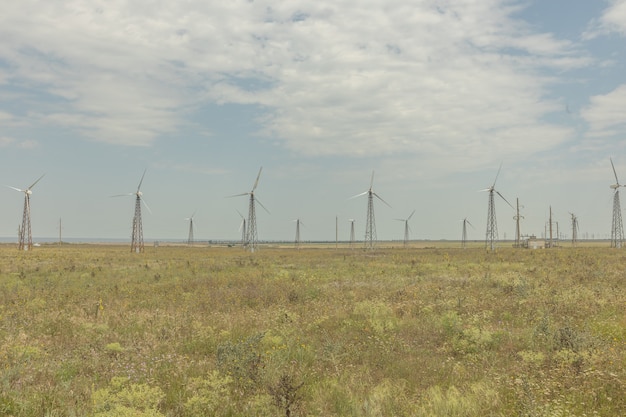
top-left (0, 244), bottom-right (624, 416)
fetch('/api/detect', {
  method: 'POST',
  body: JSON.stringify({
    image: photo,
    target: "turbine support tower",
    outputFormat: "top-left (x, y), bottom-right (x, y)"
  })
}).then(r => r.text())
top-left (349, 219), bottom-right (355, 249)
top-left (485, 189), bottom-right (497, 250)
top-left (247, 192), bottom-right (258, 252)
top-left (461, 218), bottom-right (473, 249)
top-left (19, 193), bottom-right (32, 251)
top-left (611, 191), bottom-right (624, 248)
top-left (131, 194), bottom-right (144, 253)
top-left (514, 198), bottom-right (524, 248)
top-left (294, 219), bottom-right (302, 249)
top-left (570, 213), bottom-right (578, 247)
top-left (364, 190), bottom-right (377, 250)
top-left (609, 158), bottom-right (624, 248)
top-left (186, 215), bottom-right (195, 246)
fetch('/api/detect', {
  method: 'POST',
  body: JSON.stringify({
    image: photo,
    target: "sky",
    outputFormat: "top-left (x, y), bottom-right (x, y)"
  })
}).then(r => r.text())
top-left (1, 0), bottom-right (626, 243)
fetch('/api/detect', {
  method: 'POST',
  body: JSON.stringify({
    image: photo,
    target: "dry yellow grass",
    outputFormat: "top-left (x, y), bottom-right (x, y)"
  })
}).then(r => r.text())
top-left (0, 244), bottom-right (624, 416)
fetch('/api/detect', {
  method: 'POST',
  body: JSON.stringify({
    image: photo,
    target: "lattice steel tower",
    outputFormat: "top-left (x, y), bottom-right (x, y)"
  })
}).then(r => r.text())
top-left (482, 164), bottom-right (513, 251)
top-left (570, 212), bottom-right (578, 247)
top-left (349, 219), bottom-right (356, 249)
top-left (461, 217), bottom-right (473, 249)
top-left (513, 198), bottom-right (524, 248)
top-left (365, 189), bottom-right (377, 250)
top-left (186, 212), bottom-right (195, 246)
top-left (351, 171), bottom-right (391, 251)
top-left (610, 158), bottom-right (625, 248)
top-left (131, 193), bottom-right (144, 253)
top-left (231, 167), bottom-right (267, 253)
top-left (395, 210), bottom-right (415, 248)
top-left (485, 188), bottom-right (498, 251)
top-left (294, 218), bottom-right (302, 249)
top-left (237, 211), bottom-right (247, 249)
top-left (8, 174), bottom-right (45, 251)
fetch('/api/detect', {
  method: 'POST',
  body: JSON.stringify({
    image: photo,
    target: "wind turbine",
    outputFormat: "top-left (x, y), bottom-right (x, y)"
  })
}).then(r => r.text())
top-left (293, 218), bottom-right (303, 249)
top-left (348, 219), bottom-right (356, 249)
top-left (481, 164), bottom-right (514, 251)
top-left (237, 210), bottom-right (247, 248)
top-left (513, 198), bottom-right (524, 248)
top-left (395, 210), bottom-right (415, 248)
top-left (461, 217), bottom-right (474, 249)
top-left (351, 171), bottom-right (391, 250)
top-left (569, 212), bottom-right (579, 247)
top-left (185, 212), bottom-right (196, 246)
top-left (8, 174), bottom-right (45, 251)
top-left (113, 169), bottom-right (150, 253)
top-left (230, 167), bottom-right (268, 253)
top-left (609, 158), bottom-right (625, 248)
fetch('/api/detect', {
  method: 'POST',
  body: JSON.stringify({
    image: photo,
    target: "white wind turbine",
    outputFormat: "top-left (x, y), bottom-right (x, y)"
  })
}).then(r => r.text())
top-left (351, 171), bottom-right (391, 250)
top-left (481, 164), bottom-right (514, 251)
top-left (236, 210), bottom-right (247, 248)
top-left (8, 174), bottom-right (45, 251)
top-left (185, 211), bottom-right (196, 246)
top-left (609, 158), bottom-right (625, 248)
top-left (293, 218), bottom-right (304, 249)
top-left (230, 167), bottom-right (268, 253)
top-left (113, 169), bottom-right (151, 253)
top-left (348, 219), bottom-right (356, 249)
top-left (395, 210), bottom-right (415, 248)
top-left (461, 217), bottom-right (474, 249)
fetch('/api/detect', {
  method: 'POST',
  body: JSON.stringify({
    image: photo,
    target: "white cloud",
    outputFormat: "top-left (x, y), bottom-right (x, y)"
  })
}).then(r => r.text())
top-left (0, 136), bottom-right (15, 147)
top-left (585, 0), bottom-right (626, 38)
top-left (0, 0), bottom-right (586, 166)
top-left (581, 84), bottom-right (626, 138)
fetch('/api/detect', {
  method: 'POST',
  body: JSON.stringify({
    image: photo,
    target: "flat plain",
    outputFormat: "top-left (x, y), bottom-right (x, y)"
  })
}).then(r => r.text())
top-left (0, 243), bottom-right (624, 416)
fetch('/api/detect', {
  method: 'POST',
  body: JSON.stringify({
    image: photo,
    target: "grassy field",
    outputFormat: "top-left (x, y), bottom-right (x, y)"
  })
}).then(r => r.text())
top-left (0, 244), bottom-right (624, 416)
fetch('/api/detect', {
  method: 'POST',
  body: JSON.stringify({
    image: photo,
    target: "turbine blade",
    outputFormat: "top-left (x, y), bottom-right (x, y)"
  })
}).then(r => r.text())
top-left (28, 173), bottom-right (46, 191)
top-left (141, 197), bottom-right (152, 214)
top-left (611, 158), bottom-right (620, 185)
top-left (407, 209), bottom-right (416, 220)
top-left (370, 170), bottom-right (375, 190)
top-left (111, 193), bottom-right (134, 197)
top-left (373, 192), bottom-right (392, 208)
top-left (227, 192), bottom-right (250, 198)
top-left (137, 169), bottom-right (147, 193)
top-left (467, 220), bottom-right (475, 229)
top-left (349, 190), bottom-right (369, 199)
top-left (496, 191), bottom-right (515, 209)
top-left (255, 197), bottom-right (270, 214)
top-left (7, 185), bottom-right (24, 193)
top-left (492, 162), bottom-right (503, 187)
top-left (236, 209), bottom-right (245, 219)
top-left (479, 188), bottom-right (492, 192)
top-left (252, 167), bottom-right (263, 192)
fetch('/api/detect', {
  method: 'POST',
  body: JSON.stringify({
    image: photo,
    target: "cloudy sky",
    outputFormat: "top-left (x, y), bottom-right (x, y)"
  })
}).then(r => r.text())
top-left (1, 0), bottom-right (626, 243)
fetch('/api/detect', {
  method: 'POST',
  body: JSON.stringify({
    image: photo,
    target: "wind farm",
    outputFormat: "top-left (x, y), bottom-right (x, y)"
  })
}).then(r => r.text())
top-left (0, 162), bottom-right (623, 249)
